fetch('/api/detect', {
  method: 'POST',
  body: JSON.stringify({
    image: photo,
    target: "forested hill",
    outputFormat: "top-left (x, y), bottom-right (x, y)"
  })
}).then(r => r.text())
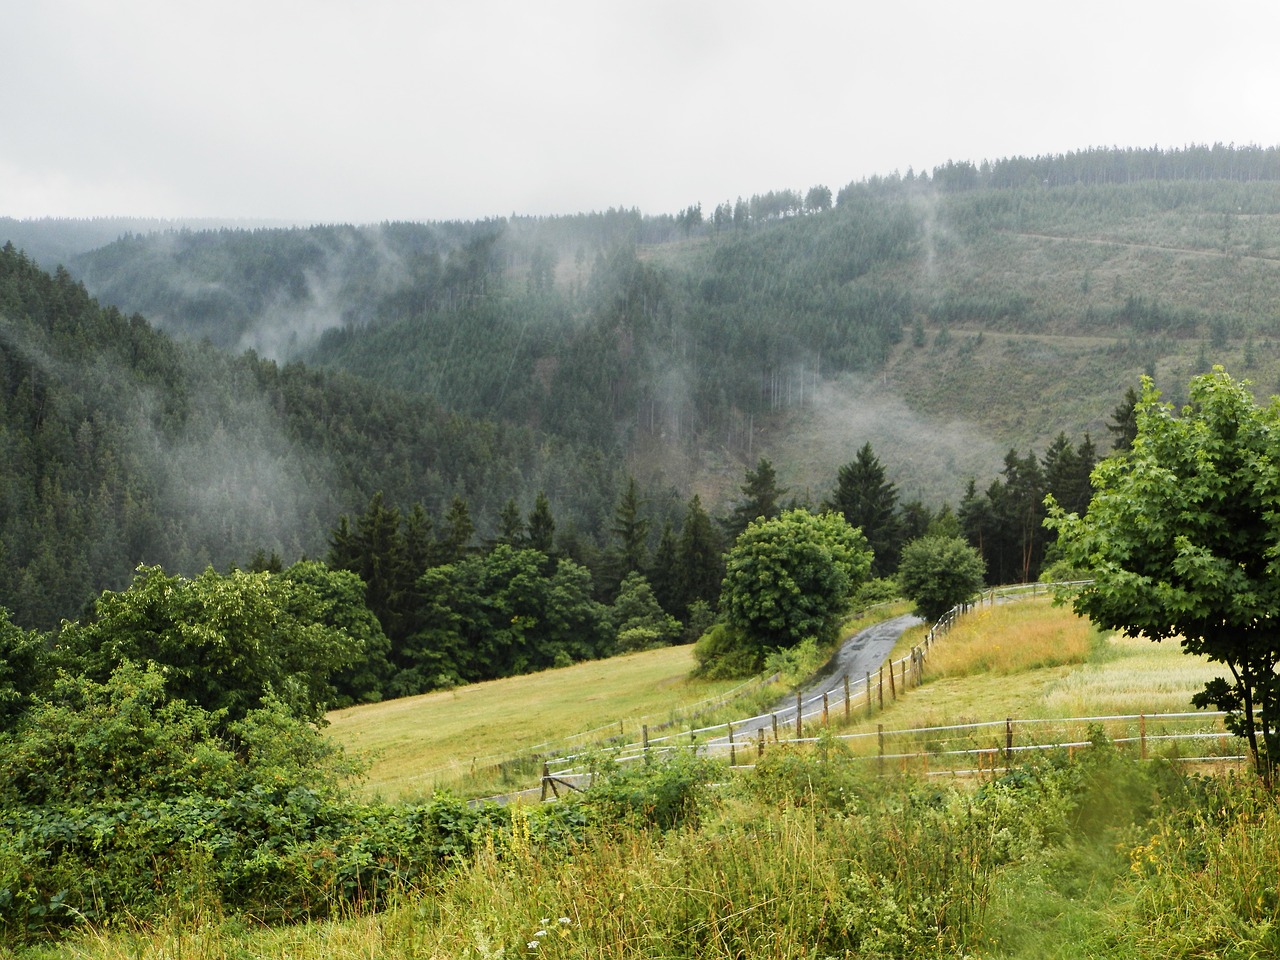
top-left (8, 144), bottom-right (1280, 628)
top-left (0, 243), bottom-right (625, 629)
top-left (53, 145), bottom-right (1280, 512)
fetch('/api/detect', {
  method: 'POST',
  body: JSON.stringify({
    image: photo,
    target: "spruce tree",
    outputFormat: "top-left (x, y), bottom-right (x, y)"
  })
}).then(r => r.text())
top-left (826, 442), bottom-right (901, 577)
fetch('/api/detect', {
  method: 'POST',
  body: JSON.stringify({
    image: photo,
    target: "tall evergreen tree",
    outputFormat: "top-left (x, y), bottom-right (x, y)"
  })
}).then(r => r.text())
top-left (610, 476), bottom-right (650, 580)
top-left (495, 498), bottom-right (525, 547)
top-left (826, 442), bottom-right (901, 577)
top-left (675, 494), bottom-right (723, 619)
top-left (724, 458), bottom-right (787, 540)
top-left (647, 520), bottom-right (681, 617)
top-left (1042, 432), bottom-right (1097, 519)
top-left (1107, 385), bottom-right (1141, 452)
top-left (438, 496), bottom-right (475, 563)
top-left (526, 492), bottom-right (556, 556)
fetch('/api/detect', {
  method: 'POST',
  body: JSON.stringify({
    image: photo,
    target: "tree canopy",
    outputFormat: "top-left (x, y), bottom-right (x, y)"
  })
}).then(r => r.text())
top-left (897, 535), bottom-right (987, 622)
top-left (1047, 368), bottom-right (1280, 782)
top-left (719, 509), bottom-right (872, 653)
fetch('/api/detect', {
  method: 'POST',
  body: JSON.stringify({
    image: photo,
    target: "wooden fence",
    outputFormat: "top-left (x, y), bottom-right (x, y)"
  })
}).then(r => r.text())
top-left (540, 711), bottom-right (1243, 795)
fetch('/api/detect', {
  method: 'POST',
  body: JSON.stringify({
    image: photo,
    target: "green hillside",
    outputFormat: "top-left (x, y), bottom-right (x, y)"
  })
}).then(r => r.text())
top-left (53, 149), bottom-right (1280, 513)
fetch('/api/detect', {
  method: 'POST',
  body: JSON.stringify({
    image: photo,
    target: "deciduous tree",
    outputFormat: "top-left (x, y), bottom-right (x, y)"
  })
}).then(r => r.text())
top-left (897, 536), bottom-right (987, 622)
top-left (720, 510), bottom-right (872, 657)
top-left (1047, 369), bottom-right (1280, 783)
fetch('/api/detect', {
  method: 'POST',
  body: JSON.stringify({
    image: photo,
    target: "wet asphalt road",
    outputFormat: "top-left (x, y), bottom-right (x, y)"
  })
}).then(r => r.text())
top-left (705, 612), bottom-right (923, 744)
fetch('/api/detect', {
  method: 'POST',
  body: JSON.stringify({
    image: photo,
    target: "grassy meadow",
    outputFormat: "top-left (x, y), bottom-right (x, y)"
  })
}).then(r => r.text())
top-left (326, 644), bottom-right (746, 801)
top-left (21, 596), bottom-right (1279, 960)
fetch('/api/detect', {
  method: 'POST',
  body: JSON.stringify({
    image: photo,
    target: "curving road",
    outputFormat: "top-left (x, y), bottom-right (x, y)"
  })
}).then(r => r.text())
top-left (705, 612), bottom-right (923, 745)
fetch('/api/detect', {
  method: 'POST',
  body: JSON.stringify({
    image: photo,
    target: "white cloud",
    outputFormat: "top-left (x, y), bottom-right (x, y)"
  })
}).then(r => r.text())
top-left (3, 0), bottom-right (1278, 223)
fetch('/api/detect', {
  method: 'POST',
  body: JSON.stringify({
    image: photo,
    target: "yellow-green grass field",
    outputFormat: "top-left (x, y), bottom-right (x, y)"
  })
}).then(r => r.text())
top-left (327, 645), bottom-right (748, 800)
top-left (826, 597), bottom-right (1231, 770)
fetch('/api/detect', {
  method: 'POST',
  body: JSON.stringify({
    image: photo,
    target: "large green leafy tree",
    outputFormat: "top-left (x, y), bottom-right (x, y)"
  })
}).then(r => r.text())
top-left (0, 609), bottom-right (51, 733)
top-left (1047, 369), bottom-right (1280, 783)
top-left (59, 565), bottom-right (364, 727)
top-left (720, 509), bottom-right (872, 652)
top-left (897, 536), bottom-right (987, 622)
top-left (280, 560), bottom-right (393, 706)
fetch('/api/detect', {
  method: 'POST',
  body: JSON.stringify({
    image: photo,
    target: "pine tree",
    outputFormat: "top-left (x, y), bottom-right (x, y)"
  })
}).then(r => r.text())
top-left (610, 476), bottom-right (650, 578)
top-left (675, 495), bottom-right (723, 618)
top-left (724, 458), bottom-right (787, 540)
top-left (439, 496), bottom-right (475, 564)
top-left (826, 442), bottom-right (901, 577)
top-left (495, 498), bottom-right (525, 547)
top-left (526, 492), bottom-right (556, 555)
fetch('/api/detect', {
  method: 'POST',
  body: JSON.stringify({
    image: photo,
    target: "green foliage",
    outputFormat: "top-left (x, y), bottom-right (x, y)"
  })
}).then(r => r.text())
top-left (400, 546), bottom-right (609, 692)
top-left (0, 609), bottom-right (51, 733)
top-left (1115, 772), bottom-right (1280, 958)
top-left (59, 564), bottom-right (363, 726)
top-left (584, 751), bottom-right (715, 831)
top-left (1048, 368), bottom-right (1280, 782)
top-left (692, 622), bottom-right (760, 678)
top-left (762, 637), bottom-right (824, 687)
top-left (610, 572), bottom-right (681, 652)
top-left (280, 560), bottom-right (392, 706)
top-left (897, 535), bottom-right (988, 621)
top-left (853, 576), bottom-right (902, 608)
top-left (719, 509), bottom-right (873, 656)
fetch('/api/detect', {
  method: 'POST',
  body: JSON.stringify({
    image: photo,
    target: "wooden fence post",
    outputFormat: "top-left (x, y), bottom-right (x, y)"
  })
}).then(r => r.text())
top-left (878, 723), bottom-right (885, 776)
top-left (1140, 713), bottom-right (1147, 760)
top-left (878, 666), bottom-right (884, 709)
top-left (728, 722), bottom-right (736, 766)
top-left (642, 724), bottom-right (649, 759)
top-left (772, 712), bottom-right (779, 742)
top-left (1005, 717), bottom-right (1014, 766)
top-left (796, 691), bottom-right (803, 739)
top-left (889, 661), bottom-right (896, 700)
top-left (843, 675), bottom-right (851, 720)
top-left (540, 761), bottom-right (550, 801)
top-left (822, 692), bottom-right (829, 726)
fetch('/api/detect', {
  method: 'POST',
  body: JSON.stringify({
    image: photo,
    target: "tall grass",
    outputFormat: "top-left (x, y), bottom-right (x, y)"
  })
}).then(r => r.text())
top-left (928, 601), bottom-right (1094, 678)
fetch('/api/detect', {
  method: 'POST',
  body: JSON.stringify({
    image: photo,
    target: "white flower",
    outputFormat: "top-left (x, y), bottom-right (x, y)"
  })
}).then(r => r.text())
top-left (527, 942), bottom-right (540, 951)
top-left (558, 917), bottom-right (572, 925)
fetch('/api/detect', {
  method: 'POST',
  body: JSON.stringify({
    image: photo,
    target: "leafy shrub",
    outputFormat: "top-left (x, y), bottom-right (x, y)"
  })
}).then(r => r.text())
top-left (692, 622), bottom-right (762, 678)
top-left (584, 752), bottom-right (716, 831)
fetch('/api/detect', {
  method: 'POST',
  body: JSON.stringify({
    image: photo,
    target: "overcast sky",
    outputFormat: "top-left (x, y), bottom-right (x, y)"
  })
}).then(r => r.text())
top-left (3, 0), bottom-right (1278, 225)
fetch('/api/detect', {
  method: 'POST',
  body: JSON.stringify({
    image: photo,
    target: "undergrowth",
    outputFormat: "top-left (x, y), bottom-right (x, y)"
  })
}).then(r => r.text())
top-left (16, 733), bottom-right (1280, 960)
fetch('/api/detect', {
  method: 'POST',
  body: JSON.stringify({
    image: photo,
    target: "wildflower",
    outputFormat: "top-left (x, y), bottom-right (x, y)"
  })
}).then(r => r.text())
top-left (559, 917), bottom-right (571, 925)
top-left (527, 942), bottom-right (540, 951)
